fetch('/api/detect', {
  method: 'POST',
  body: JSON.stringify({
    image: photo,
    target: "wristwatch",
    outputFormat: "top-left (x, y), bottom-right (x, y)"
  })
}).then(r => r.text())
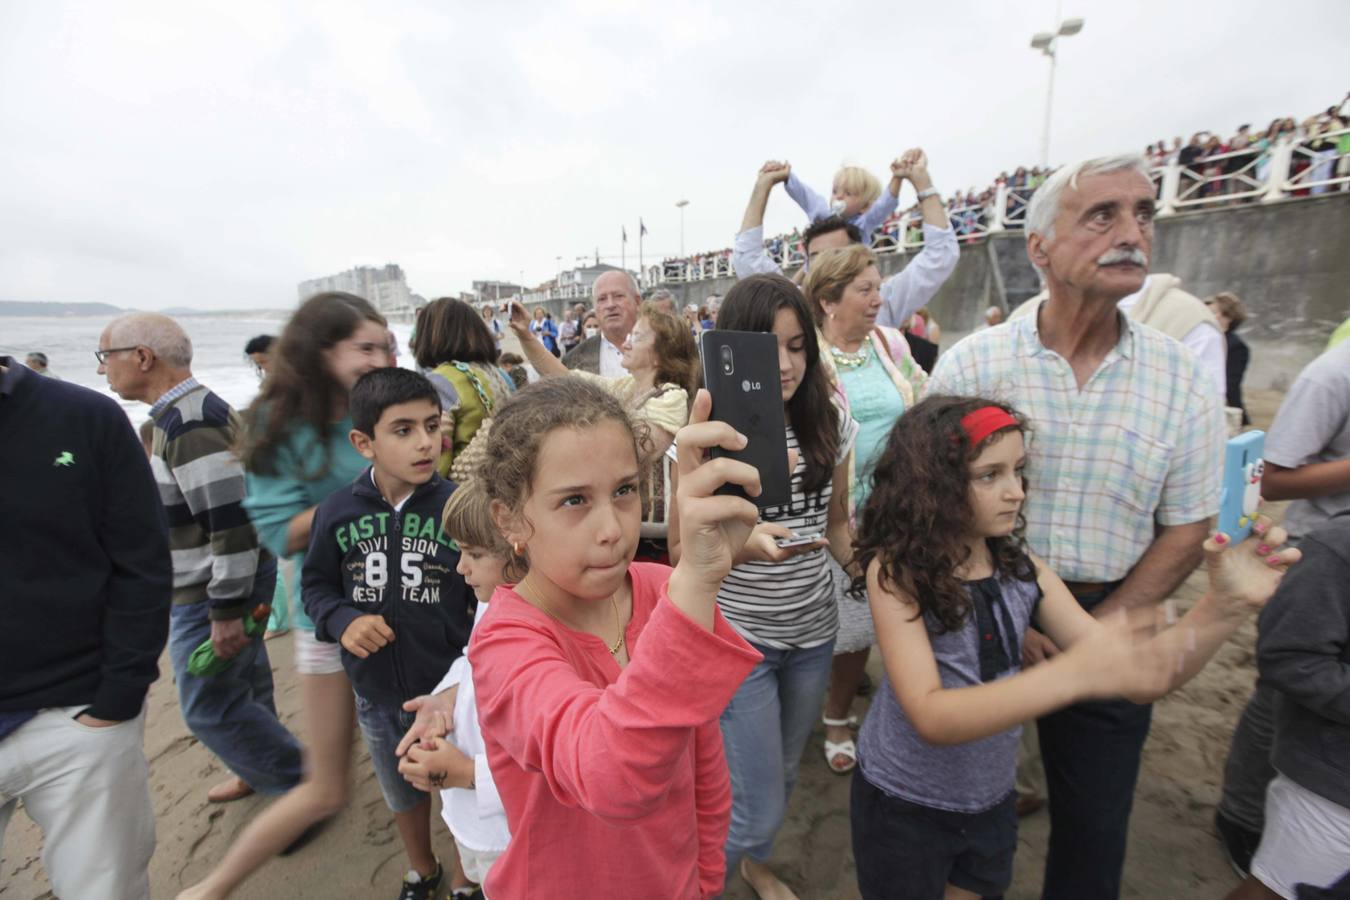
top-left (915, 187), bottom-right (941, 203)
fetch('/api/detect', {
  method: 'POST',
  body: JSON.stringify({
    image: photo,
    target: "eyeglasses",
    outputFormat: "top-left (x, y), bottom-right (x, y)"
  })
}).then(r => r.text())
top-left (94, 346), bottom-right (141, 364)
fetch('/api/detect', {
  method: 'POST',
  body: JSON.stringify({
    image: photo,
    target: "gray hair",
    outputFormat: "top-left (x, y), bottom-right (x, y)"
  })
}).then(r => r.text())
top-left (646, 287), bottom-right (677, 304)
top-left (1024, 155), bottom-right (1152, 244)
top-left (705, 294), bottom-right (722, 312)
top-left (106, 312), bottom-right (194, 368)
top-left (591, 270), bottom-right (640, 300)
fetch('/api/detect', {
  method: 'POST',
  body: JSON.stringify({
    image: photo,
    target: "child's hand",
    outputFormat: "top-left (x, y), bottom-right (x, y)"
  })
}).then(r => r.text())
top-left (1066, 607), bottom-right (1180, 703)
top-left (757, 160), bottom-right (791, 187)
top-left (670, 390), bottom-right (763, 598)
top-left (1204, 516), bottom-right (1300, 620)
top-left (399, 718), bottom-right (474, 791)
top-left (340, 614), bottom-right (395, 659)
top-left (395, 686), bottom-right (457, 757)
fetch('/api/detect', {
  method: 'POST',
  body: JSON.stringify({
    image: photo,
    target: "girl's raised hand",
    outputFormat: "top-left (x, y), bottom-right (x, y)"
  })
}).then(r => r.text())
top-left (1065, 607), bottom-right (1180, 703)
top-left (1204, 515), bottom-right (1300, 619)
top-left (668, 390), bottom-right (764, 624)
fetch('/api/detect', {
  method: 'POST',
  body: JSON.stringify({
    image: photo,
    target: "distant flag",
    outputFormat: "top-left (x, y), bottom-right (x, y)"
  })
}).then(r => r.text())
top-left (622, 226), bottom-right (628, 244)
top-left (640, 218), bottom-right (648, 237)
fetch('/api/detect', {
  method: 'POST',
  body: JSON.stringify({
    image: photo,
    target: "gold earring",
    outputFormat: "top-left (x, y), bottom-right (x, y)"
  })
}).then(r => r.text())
top-left (512, 541), bottom-right (524, 556)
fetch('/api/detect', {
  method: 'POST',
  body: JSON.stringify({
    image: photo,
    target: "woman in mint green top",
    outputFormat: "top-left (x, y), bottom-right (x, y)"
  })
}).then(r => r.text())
top-left (244, 412), bottom-right (369, 631)
top-left (805, 245), bottom-right (931, 776)
top-left (836, 353), bottom-right (909, 510)
top-left (185, 292), bottom-right (394, 899)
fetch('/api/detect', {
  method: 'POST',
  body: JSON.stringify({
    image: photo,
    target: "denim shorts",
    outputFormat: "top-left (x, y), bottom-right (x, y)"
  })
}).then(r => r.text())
top-left (851, 769), bottom-right (1017, 899)
top-left (353, 691), bottom-right (427, 813)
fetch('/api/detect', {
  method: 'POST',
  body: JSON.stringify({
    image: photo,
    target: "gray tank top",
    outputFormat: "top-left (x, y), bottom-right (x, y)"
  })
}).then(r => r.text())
top-left (857, 569), bottom-right (1042, 813)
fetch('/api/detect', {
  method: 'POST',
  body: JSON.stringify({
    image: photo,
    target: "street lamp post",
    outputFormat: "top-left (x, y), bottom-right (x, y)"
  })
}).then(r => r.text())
top-left (675, 199), bottom-right (689, 257)
top-left (1029, 16), bottom-right (1084, 168)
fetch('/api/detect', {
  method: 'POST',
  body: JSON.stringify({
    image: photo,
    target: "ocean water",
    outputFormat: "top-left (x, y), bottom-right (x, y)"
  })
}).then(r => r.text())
top-left (1, 315), bottom-right (417, 422)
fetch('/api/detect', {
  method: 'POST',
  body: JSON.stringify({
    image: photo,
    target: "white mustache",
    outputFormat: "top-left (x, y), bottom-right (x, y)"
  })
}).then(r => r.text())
top-left (1097, 248), bottom-right (1148, 267)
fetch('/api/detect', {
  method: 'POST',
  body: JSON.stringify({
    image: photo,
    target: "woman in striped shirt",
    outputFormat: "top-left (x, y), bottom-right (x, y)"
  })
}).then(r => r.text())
top-left (669, 273), bottom-right (857, 899)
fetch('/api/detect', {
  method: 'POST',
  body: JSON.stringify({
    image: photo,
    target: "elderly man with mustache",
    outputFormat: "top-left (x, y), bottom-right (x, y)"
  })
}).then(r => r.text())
top-left (926, 155), bottom-right (1225, 900)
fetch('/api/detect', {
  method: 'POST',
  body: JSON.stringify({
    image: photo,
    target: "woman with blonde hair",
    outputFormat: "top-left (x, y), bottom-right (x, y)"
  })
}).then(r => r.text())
top-left (804, 244), bottom-right (929, 775)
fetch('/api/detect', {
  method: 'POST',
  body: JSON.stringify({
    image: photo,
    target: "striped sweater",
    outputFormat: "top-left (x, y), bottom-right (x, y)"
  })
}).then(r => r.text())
top-left (149, 378), bottom-right (261, 619)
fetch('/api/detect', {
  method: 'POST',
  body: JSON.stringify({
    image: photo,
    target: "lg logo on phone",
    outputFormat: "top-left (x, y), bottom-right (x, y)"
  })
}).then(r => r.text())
top-left (741, 379), bottom-right (761, 392)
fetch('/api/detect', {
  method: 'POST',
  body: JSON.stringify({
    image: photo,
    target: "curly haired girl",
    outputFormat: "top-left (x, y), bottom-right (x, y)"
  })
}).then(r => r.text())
top-left (848, 394), bottom-right (1299, 900)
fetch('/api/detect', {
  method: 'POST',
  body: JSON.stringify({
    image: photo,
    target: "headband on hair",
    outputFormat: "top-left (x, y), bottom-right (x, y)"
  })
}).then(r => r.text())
top-left (961, 406), bottom-right (1019, 447)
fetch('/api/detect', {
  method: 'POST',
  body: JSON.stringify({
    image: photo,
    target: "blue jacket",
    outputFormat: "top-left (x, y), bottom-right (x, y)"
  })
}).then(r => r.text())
top-left (302, 468), bottom-right (473, 706)
top-left (531, 317), bottom-right (559, 354)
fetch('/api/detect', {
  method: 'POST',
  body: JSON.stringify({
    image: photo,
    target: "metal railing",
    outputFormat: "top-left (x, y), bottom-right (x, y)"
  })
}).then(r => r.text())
top-left (1001, 185), bottom-right (1036, 229)
top-left (606, 133), bottom-right (1350, 289)
top-left (1172, 145), bottom-right (1269, 208)
top-left (1284, 127), bottom-right (1350, 194)
top-left (657, 254), bottom-right (735, 284)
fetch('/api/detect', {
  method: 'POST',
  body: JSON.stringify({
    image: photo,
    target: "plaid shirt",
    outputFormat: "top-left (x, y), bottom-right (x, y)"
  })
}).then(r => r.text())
top-left (927, 313), bottom-right (1223, 582)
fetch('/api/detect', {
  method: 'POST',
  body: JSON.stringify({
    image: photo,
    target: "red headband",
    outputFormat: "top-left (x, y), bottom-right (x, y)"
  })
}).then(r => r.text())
top-left (961, 406), bottom-right (1019, 446)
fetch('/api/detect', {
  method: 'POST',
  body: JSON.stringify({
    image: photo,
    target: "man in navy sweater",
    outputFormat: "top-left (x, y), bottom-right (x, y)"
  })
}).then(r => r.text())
top-left (0, 355), bottom-right (172, 900)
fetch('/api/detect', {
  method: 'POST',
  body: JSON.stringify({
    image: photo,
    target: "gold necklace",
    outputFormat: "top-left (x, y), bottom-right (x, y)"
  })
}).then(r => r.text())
top-left (518, 580), bottom-right (625, 656)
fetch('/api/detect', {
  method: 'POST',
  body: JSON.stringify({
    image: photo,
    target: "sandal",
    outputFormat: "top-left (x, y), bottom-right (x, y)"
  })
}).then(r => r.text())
top-left (822, 715), bottom-right (858, 774)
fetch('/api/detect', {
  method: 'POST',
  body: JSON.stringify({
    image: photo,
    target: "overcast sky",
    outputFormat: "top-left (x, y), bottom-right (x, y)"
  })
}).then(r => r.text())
top-left (2, 0), bottom-right (1346, 311)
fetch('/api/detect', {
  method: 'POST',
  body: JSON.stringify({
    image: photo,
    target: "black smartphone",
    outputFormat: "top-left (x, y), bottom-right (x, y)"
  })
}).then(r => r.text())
top-left (698, 329), bottom-right (791, 509)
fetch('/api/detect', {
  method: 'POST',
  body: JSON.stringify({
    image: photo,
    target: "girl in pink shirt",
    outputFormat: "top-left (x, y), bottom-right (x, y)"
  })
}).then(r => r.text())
top-left (467, 376), bottom-right (765, 899)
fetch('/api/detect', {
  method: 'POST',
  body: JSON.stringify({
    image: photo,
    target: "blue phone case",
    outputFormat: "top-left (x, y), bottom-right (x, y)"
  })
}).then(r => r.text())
top-left (1218, 430), bottom-right (1265, 543)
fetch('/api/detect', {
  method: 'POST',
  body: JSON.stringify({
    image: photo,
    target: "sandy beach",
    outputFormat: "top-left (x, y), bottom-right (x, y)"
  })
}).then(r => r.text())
top-left (1, 390), bottom-right (1286, 900)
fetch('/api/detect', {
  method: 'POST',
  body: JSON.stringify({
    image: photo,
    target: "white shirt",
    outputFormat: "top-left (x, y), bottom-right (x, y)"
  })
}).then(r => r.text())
top-left (434, 603), bottom-right (510, 853)
top-left (599, 337), bottom-right (627, 379)
top-left (1118, 279), bottom-right (1226, 400)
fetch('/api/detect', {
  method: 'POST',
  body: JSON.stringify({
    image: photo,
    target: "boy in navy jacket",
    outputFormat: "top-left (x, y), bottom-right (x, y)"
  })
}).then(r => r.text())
top-left (303, 368), bottom-right (473, 900)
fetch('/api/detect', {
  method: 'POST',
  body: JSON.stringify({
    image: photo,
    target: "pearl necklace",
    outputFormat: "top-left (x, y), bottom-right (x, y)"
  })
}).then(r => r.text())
top-left (829, 342), bottom-right (871, 369)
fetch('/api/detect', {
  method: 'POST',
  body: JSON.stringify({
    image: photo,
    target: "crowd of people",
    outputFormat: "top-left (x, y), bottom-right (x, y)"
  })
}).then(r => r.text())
top-left (3, 141), bottom-right (1350, 900)
top-left (656, 94), bottom-right (1350, 285)
top-left (1146, 96), bottom-right (1350, 200)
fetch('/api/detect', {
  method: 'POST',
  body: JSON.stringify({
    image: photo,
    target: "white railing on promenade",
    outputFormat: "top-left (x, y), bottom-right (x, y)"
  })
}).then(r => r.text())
top-left (651, 254), bottom-right (735, 284)
top-left (538, 131), bottom-right (1350, 295)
